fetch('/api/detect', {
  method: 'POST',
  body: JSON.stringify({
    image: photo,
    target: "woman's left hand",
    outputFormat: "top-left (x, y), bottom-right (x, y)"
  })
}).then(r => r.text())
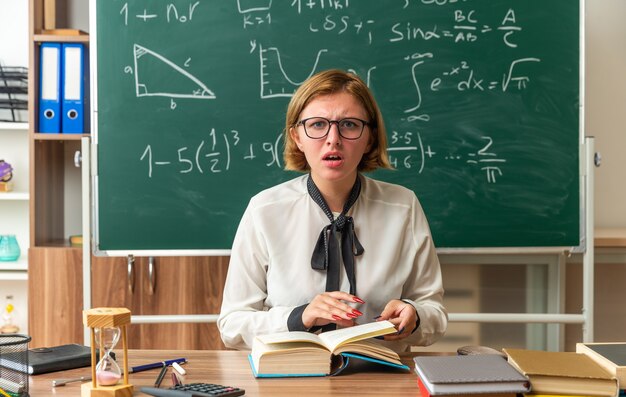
top-left (375, 299), bottom-right (418, 341)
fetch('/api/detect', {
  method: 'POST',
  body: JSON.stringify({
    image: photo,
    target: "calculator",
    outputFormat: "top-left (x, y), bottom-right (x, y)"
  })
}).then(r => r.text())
top-left (140, 383), bottom-right (245, 397)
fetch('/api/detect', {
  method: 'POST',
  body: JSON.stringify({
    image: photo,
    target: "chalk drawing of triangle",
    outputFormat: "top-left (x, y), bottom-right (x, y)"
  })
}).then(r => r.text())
top-left (134, 44), bottom-right (216, 99)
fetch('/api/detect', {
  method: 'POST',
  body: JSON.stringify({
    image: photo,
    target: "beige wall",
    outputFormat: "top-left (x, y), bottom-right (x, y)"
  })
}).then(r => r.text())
top-left (587, 1), bottom-right (626, 228)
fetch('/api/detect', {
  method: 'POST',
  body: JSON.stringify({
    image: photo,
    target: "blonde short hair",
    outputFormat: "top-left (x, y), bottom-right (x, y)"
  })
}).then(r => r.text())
top-left (283, 69), bottom-right (392, 172)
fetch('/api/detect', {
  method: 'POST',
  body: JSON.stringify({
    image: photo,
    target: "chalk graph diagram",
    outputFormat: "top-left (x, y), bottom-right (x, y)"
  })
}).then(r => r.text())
top-left (133, 44), bottom-right (216, 99)
top-left (237, 0), bottom-right (271, 14)
top-left (258, 45), bottom-right (327, 98)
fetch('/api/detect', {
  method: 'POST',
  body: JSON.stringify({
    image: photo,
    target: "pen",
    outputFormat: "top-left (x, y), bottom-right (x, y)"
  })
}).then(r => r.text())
top-left (52, 358), bottom-right (187, 387)
top-left (131, 358), bottom-right (187, 373)
top-left (154, 364), bottom-right (168, 387)
top-left (52, 376), bottom-right (90, 387)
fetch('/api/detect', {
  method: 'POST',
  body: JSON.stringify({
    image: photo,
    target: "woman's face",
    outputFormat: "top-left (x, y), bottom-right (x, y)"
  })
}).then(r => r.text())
top-left (290, 92), bottom-right (371, 190)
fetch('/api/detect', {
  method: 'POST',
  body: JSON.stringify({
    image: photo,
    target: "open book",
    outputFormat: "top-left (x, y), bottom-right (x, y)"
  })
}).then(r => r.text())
top-left (248, 320), bottom-right (410, 377)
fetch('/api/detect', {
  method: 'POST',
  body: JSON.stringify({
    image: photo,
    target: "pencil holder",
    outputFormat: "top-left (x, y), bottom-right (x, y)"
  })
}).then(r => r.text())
top-left (0, 334), bottom-right (31, 396)
top-left (0, 66), bottom-right (28, 123)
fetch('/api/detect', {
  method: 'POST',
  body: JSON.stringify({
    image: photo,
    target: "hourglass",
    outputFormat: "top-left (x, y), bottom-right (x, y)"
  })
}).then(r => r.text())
top-left (95, 326), bottom-right (121, 386)
top-left (82, 308), bottom-right (133, 397)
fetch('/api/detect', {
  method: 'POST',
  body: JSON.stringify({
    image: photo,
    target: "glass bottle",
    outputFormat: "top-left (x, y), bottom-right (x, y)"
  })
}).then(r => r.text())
top-left (0, 295), bottom-right (19, 334)
top-left (0, 235), bottom-right (20, 261)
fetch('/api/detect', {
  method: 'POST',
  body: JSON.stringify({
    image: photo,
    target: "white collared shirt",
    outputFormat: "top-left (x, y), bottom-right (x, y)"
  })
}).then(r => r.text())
top-left (218, 174), bottom-right (448, 352)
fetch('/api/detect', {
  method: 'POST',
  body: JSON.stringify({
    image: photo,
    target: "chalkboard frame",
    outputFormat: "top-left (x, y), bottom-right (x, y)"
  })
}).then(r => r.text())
top-left (90, 0), bottom-right (585, 256)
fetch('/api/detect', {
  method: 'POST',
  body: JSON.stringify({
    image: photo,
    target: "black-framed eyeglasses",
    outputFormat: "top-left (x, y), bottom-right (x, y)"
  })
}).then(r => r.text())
top-left (296, 117), bottom-right (370, 140)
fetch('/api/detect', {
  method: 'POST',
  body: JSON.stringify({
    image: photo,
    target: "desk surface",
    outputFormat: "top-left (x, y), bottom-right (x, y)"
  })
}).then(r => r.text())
top-left (595, 228), bottom-right (626, 248)
top-left (28, 350), bottom-right (426, 396)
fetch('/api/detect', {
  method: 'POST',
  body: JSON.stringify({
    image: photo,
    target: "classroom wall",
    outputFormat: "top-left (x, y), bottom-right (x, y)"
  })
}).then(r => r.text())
top-left (0, 0), bottom-right (28, 68)
top-left (586, 0), bottom-right (626, 228)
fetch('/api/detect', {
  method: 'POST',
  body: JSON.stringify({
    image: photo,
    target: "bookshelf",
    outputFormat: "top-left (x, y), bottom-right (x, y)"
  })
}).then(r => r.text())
top-left (0, 122), bottom-right (30, 271)
top-left (0, 0), bottom-right (29, 335)
top-left (27, 0), bottom-right (86, 346)
top-left (0, 122), bottom-right (29, 334)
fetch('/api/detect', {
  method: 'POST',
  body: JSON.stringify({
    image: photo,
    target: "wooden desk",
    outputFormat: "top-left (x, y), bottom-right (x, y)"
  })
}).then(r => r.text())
top-left (595, 228), bottom-right (626, 248)
top-left (28, 350), bottom-right (424, 396)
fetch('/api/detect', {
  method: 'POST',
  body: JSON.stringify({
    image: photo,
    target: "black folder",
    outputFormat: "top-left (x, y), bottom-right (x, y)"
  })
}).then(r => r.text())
top-left (0, 344), bottom-right (102, 375)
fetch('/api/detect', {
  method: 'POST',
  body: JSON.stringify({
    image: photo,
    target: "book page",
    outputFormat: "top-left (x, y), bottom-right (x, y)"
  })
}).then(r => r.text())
top-left (256, 331), bottom-right (327, 349)
top-left (252, 339), bottom-right (330, 358)
top-left (318, 321), bottom-right (396, 352)
top-left (333, 339), bottom-right (403, 365)
top-left (251, 338), bottom-right (331, 376)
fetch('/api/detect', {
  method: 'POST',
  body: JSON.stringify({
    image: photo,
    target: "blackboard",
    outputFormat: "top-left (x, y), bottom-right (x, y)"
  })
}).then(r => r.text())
top-left (93, 0), bottom-right (581, 254)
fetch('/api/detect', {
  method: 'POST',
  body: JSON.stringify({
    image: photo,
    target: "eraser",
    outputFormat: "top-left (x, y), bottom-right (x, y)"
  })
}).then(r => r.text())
top-left (172, 361), bottom-right (186, 376)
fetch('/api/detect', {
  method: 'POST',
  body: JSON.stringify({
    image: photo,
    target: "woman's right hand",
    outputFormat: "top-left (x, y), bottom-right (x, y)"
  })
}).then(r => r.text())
top-left (301, 291), bottom-right (364, 329)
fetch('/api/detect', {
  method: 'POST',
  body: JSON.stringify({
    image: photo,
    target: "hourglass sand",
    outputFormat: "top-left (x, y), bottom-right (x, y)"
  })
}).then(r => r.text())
top-left (82, 308), bottom-right (133, 397)
top-left (95, 326), bottom-right (122, 386)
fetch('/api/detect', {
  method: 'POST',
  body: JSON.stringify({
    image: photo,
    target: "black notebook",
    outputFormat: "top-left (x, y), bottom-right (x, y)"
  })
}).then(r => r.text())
top-left (0, 344), bottom-right (100, 375)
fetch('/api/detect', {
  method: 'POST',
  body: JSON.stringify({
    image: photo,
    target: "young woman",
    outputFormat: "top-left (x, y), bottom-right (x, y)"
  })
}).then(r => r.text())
top-left (218, 69), bottom-right (447, 352)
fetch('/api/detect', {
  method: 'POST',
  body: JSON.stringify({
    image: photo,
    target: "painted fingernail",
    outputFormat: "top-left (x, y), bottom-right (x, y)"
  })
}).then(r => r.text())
top-left (352, 309), bottom-right (363, 316)
top-left (346, 313), bottom-right (358, 318)
top-left (332, 314), bottom-right (342, 321)
top-left (396, 327), bottom-right (405, 335)
top-left (353, 297), bottom-right (365, 304)
top-left (373, 315), bottom-right (382, 320)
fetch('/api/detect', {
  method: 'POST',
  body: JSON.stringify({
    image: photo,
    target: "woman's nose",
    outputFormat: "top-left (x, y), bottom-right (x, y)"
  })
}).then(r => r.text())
top-left (326, 122), bottom-right (342, 144)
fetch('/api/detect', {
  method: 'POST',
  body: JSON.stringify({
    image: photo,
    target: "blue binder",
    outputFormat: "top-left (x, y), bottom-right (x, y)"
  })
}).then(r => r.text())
top-left (38, 43), bottom-right (62, 133)
top-left (61, 43), bottom-right (85, 133)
